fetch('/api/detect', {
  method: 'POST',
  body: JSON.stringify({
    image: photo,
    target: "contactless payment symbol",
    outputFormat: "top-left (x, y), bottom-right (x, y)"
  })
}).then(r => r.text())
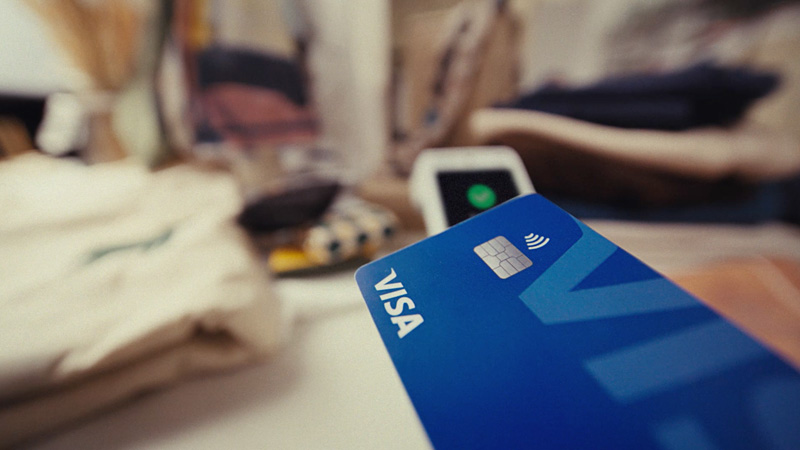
top-left (524, 233), bottom-right (550, 250)
top-left (474, 236), bottom-right (532, 279)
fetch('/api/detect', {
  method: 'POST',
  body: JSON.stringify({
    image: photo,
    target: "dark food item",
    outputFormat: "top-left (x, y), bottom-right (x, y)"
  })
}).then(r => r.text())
top-left (238, 181), bottom-right (340, 233)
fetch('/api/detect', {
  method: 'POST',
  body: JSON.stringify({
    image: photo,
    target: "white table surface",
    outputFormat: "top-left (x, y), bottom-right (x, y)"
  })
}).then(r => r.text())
top-left (32, 264), bottom-right (431, 450)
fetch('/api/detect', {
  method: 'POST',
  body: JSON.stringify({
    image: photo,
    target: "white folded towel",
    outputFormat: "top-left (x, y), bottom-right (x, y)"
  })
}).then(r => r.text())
top-left (0, 154), bottom-right (284, 447)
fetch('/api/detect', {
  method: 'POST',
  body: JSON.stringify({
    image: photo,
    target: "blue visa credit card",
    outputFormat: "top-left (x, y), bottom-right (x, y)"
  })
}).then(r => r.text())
top-left (355, 194), bottom-right (800, 450)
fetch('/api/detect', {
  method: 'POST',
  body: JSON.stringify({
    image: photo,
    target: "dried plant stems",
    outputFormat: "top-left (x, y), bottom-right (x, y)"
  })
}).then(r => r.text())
top-left (26, 0), bottom-right (141, 90)
top-left (25, 0), bottom-right (144, 162)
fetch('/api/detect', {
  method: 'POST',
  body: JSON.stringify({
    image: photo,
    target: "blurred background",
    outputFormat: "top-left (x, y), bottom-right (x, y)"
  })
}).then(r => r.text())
top-left (1, 0), bottom-right (799, 448)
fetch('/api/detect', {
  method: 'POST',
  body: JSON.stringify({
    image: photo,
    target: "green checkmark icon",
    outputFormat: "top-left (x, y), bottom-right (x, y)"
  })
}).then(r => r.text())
top-left (467, 184), bottom-right (497, 210)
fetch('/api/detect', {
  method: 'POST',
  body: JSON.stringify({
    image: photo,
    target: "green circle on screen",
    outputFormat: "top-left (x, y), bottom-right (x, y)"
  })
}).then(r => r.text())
top-left (467, 184), bottom-right (497, 210)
